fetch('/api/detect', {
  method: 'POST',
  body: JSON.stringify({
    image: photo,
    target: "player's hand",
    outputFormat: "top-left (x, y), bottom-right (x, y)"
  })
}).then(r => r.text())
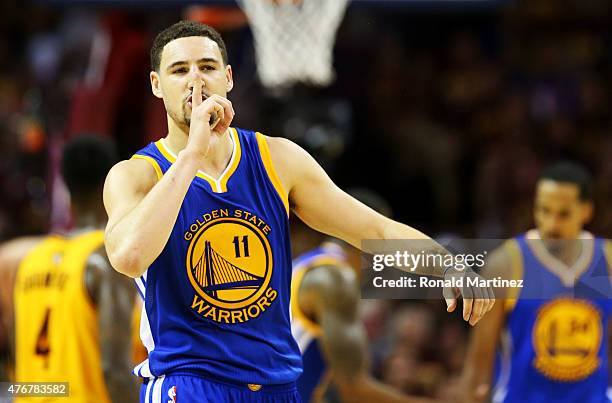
top-left (186, 82), bottom-right (235, 159)
top-left (443, 267), bottom-right (495, 326)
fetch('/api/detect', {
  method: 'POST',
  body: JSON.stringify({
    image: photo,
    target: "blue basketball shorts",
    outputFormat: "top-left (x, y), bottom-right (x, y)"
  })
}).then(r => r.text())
top-left (140, 374), bottom-right (302, 403)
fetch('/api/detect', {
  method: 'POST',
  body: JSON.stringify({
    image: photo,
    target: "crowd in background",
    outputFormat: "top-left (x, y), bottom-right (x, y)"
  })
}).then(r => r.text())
top-left (1, 0), bottom-right (611, 399)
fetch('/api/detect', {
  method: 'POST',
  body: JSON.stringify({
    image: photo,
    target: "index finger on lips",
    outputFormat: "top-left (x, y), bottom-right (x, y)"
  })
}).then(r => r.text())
top-left (192, 81), bottom-right (203, 109)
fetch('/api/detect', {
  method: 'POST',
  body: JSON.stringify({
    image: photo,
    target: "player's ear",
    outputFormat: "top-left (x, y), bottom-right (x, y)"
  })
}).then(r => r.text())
top-left (225, 64), bottom-right (234, 93)
top-left (150, 71), bottom-right (163, 99)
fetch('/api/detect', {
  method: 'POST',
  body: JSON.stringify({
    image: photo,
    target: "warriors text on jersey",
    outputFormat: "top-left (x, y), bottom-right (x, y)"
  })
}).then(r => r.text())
top-left (14, 230), bottom-right (111, 403)
top-left (131, 128), bottom-right (302, 389)
top-left (493, 230), bottom-right (612, 403)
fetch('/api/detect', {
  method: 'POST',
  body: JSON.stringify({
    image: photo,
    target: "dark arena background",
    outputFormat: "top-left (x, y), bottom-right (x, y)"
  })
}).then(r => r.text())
top-left (1, 0), bottom-right (611, 401)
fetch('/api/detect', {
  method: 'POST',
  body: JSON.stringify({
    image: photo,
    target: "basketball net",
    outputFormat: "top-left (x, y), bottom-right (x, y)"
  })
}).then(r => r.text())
top-left (238, 0), bottom-right (349, 89)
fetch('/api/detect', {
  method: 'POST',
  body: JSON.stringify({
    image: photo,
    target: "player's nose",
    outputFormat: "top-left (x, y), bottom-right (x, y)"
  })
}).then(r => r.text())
top-left (187, 64), bottom-right (206, 82)
top-left (187, 78), bottom-right (206, 95)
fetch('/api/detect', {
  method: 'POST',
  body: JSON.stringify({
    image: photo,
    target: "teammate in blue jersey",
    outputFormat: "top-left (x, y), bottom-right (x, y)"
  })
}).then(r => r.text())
top-left (292, 189), bottom-right (436, 403)
top-left (103, 20), bottom-right (494, 403)
top-left (458, 162), bottom-right (612, 403)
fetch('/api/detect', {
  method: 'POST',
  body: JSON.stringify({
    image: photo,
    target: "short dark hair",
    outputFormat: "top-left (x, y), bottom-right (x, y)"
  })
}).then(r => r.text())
top-left (539, 161), bottom-right (594, 201)
top-left (61, 135), bottom-right (118, 202)
top-left (150, 20), bottom-right (228, 71)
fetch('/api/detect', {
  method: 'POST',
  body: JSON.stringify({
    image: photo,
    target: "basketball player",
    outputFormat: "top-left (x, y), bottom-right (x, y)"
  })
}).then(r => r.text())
top-left (103, 21), bottom-right (494, 402)
top-left (292, 189), bottom-right (435, 403)
top-left (458, 162), bottom-right (612, 403)
top-left (0, 136), bottom-right (139, 402)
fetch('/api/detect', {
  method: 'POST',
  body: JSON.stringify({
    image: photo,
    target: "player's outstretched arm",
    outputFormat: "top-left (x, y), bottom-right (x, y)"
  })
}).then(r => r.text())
top-left (456, 246), bottom-right (511, 402)
top-left (299, 263), bottom-right (437, 403)
top-left (266, 136), bottom-right (494, 324)
top-left (265, 137), bottom-right (430, 254)
top-left (85, 248), bottom-right (140, 402)
top-left (0, 237), bottom-right (42, 378)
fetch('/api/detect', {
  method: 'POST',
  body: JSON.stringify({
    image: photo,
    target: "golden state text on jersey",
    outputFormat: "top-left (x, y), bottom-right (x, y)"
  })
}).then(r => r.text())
top-left (185, 209), bottom-right (278, 324)
top-left (130, 128), bottom-right (302, 386)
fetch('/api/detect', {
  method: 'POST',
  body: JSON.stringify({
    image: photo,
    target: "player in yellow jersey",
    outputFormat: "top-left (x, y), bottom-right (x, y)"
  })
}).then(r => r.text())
top-left (0, 135), bottom-right (139, 402)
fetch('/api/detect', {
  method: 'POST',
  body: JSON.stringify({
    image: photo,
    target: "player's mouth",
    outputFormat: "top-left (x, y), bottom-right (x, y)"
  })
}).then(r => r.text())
top-left (186, 92), bottom-right (209, 109)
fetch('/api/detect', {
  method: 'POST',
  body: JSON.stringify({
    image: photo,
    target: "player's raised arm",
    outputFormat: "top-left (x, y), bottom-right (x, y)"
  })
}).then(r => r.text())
top-left (103, 155), bottom-right (195, 278)
top-left (85, 248), bottom-right (140, 402)
top-left (267, 136), bottom-right (494, 324)
top-left (103, 83), bottom-right (234, 278)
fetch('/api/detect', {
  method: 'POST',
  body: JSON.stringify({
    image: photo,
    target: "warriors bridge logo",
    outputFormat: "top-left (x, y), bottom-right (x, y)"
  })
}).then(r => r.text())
top-left (184, 208), bottom-right (278, 324)
top-left (532, 298), bottom-right (602, 381)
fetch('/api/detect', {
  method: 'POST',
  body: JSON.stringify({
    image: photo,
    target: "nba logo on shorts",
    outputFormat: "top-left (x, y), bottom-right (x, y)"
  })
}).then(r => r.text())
top-left (167, 386), bottom-right (176, 403)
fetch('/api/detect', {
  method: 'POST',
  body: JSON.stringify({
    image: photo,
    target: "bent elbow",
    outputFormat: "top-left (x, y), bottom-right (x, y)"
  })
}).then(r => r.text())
top-left (107, 247), bottom-right (147, 278)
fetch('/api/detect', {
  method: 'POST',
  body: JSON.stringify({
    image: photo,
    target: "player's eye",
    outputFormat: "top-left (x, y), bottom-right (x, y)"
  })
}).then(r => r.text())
top-left (173, 67), bottom-right (188, 74)
top-left (201, 65), bottom-right (216, 71)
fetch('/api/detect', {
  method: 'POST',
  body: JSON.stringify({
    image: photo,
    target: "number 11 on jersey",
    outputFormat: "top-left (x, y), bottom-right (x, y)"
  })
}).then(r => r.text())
top-left (233, 235), bottom-right (250, 258)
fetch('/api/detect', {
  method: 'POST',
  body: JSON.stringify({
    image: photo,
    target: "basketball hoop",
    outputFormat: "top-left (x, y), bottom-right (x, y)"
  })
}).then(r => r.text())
top-left (238, 0), bottom-right (349, 89)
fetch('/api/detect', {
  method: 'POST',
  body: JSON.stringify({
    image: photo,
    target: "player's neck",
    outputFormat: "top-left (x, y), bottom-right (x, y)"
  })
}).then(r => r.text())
top-left (166, 116), bottom-right (190, 152)
top-left (165, 121), bottom-right (233, 178)
top-left (545, 239), bottom-right (584, 268)
top-left (70, 192), bottom-right (106, 231)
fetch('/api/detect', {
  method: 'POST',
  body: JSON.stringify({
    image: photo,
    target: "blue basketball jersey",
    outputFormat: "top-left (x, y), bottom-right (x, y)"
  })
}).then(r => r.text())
top-left (493, 230), bottom-right (612, 403)
top-left (291, 243), bottom-right (348, 402)
top-left (130, 128), bottom-right (302, 386)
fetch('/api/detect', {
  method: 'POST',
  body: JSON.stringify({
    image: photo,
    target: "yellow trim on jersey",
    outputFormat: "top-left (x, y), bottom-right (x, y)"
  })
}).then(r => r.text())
top-left (154, 138), bottom-right (215, 190)
top-left (131, 155), bottom-right (163, 180)
top-left (154, 128), bottom-right (242, 193)
top-left (154, 138), bottom-right (176, 163)
top-left (291, 256), bottom-right (347, 337)
top-left (255, 132), bottom-right (289, 216)
top-left (219, 128), bottom-right (242, 192)
top-left (291, 268), bottom-right (321, 336)
top-left (504, 239), bottom-right (524, 313)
